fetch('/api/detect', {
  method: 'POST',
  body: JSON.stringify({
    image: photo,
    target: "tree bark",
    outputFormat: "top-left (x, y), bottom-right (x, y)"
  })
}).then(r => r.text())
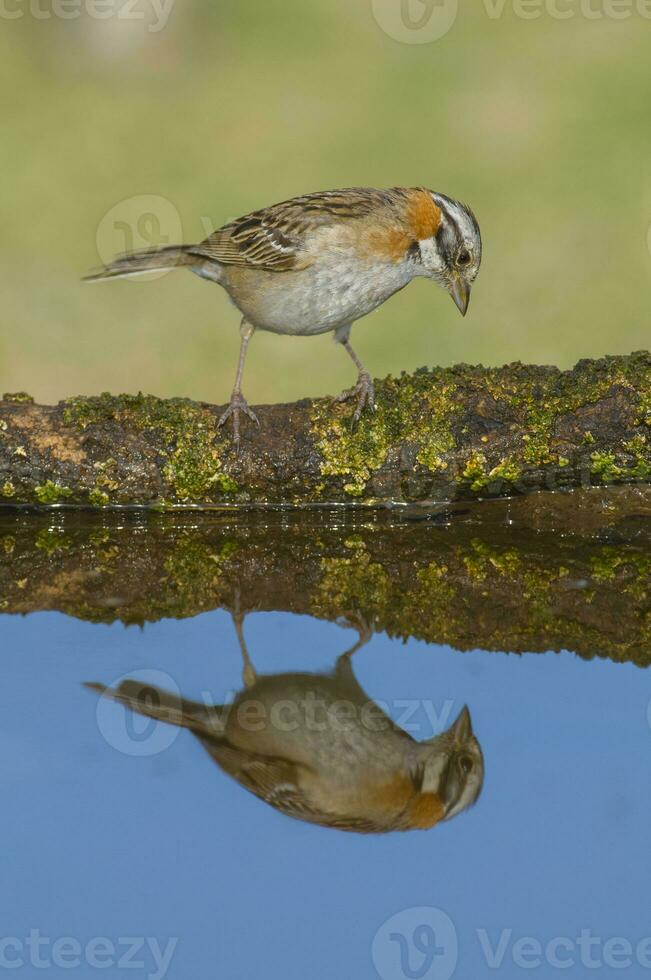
top-left (0, 352), bottom-right (649, 508)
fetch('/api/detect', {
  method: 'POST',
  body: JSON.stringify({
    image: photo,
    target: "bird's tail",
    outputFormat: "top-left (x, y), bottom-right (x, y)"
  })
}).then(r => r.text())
top-left (84, 679), bottom-right (227, 738)
top-left (83, 245), bottom-right (197, 282)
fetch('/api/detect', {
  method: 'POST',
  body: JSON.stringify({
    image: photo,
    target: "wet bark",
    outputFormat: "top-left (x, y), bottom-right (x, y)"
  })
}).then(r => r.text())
top-left (0, 352), bottom-right (649, 508)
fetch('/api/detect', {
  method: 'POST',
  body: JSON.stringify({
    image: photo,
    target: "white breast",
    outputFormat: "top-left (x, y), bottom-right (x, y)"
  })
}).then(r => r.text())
top-left (233, 256), bottom-right (415, 337)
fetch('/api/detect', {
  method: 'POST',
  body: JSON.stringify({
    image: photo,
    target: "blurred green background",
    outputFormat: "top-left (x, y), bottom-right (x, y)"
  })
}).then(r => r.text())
top-left (1, 0), bottom-right (649, 405)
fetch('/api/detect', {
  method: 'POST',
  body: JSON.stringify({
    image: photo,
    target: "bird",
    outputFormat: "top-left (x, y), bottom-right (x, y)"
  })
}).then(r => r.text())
top-left (85, 617), bottom-right (484, 833)
top-left (86, 187), bottom-right (482, 450)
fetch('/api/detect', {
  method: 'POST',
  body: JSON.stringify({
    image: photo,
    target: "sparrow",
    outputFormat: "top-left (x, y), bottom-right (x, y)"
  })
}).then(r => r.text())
top-left (86, 187), bottom-right (482, 449)
top-left (86, 618), bottom-right (484, 833)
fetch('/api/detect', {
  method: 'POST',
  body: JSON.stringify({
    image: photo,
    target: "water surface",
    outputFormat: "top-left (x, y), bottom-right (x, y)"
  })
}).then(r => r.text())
top-left (1, 490), bottom-right (649, 979)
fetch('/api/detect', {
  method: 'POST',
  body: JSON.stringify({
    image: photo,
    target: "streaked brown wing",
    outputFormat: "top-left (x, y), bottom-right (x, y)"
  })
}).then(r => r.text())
top-left (198, 737), bottom-right (313, 804)
top-left (198, 737), bottom-right (393, 833)
top-left (190, 187), bottom-right (412, 273)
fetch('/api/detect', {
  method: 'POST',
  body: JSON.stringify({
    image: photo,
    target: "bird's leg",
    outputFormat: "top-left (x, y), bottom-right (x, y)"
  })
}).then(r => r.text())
top-left (334, 329), bottom-right (375, 425)
top-left (230, 589), bottom-right (257, 689)
top-left (338, 612), bottom-right (374, 661)
top-left (218, 318), bottom-right (259, 451)
top-left (333, 615), bottom-right (374, 702)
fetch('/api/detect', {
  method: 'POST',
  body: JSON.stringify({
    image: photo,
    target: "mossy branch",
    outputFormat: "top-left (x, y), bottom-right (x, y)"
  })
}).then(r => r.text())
top-left (1, 352), bottom-right (649, 508)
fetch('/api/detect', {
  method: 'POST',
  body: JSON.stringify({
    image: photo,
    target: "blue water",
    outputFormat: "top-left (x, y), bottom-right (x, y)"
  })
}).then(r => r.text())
top-left (0, 608), bottom-right (649, 979)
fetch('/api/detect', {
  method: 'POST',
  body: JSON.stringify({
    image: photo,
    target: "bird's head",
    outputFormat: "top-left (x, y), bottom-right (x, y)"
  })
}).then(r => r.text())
top-left (418, 705), bottom-right (484, 821)
top-left (413, 192), bottom-right (482, 316)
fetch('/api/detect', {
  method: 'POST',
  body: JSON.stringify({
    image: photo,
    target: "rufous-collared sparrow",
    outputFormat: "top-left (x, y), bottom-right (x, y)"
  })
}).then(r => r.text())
top-left (86, 619), bottom-right (484, 833)
top-left (87, 187), bottom-right (482, 449)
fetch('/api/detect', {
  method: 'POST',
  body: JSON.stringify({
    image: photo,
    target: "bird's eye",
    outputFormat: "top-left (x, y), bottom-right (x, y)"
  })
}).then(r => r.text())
top-left (457, 249), bottom-right (471, 267)
top-left (459, 755), bottom-right (474, 775)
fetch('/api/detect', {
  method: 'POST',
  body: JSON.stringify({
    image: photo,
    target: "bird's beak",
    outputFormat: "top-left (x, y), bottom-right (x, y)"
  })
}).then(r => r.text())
top-left (449, 704), bottom-right (473, 742)
top-left (449, 276), bottom-right (471, 317)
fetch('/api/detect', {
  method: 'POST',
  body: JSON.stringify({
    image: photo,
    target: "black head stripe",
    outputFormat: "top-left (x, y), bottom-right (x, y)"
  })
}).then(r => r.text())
top-left (434, 194), bottom-right (482, 266)
top-left (435, 218), bottom-right (458, 267)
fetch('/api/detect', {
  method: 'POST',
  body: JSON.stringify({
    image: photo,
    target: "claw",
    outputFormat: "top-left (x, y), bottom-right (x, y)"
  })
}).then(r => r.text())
top-left (335, 372), bottom-right (375, 426)
top-left (218, 391), bottom-right (259, 452)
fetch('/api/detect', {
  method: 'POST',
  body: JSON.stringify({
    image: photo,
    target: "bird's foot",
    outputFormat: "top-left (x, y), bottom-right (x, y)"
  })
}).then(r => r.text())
top-left (335, 371), bottom-right (375, 426)
top-left (218, 390), bottom-right (259, 452)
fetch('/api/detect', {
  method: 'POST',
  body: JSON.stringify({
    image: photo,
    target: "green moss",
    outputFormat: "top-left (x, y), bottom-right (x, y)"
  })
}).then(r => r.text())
top-left (63, 392), bottom-right (238, 502)
top-left (93, 460), bottom-right (120, 494)
top-left (590, 451), bottom-right (621, 482)
top-left (161, 537), bottom-right (238, 613)
top-left (310, 370), bottom-right (459, 497)
top-left (88, 489), bottom-right (110, 507)
top-left (590, 546), bottom-right (650, 588)
top-left (2, 392), bottom-right (34, 404)
top-left (163, 436), bottom-right (239, 499)
top-left (484, 352), bottom-right (651, 470)
top-left (34, 481), bottom-right (73, 504)
top-left (463, 539), bottom-right (523, 580)
top-left (622, 435), bottom-right (651, 480)
top-left (412, 561), bottom-right (461, 643)
top-left (462, 452), bottom-right (489, 492)
top-left (310, 398), bottom-right (395, 497)
top-left (411, 380), bottom-right (458, 472)
top-left (89, 530), bottom-right (111, 547)
top-left (460, 454), bottom-right (523, 493)
top-left (591, 439), bottom-right (650, 483)
top-left (18, 354), bottom-right (651, 508)
top-left (312, 541), bottom-right (392, 613)
top-left (308, 354), bottom-right (650, 499)
top-left (35, 529), bottom-right (70, 554)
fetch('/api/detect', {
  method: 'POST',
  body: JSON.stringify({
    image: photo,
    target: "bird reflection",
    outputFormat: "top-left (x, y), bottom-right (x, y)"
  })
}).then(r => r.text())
top-left (86, 616), bottom-right (484, 833)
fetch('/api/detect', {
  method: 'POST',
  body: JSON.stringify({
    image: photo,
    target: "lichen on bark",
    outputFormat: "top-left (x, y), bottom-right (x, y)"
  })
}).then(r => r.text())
top-left (0, 352), bottom-right (648, 508)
